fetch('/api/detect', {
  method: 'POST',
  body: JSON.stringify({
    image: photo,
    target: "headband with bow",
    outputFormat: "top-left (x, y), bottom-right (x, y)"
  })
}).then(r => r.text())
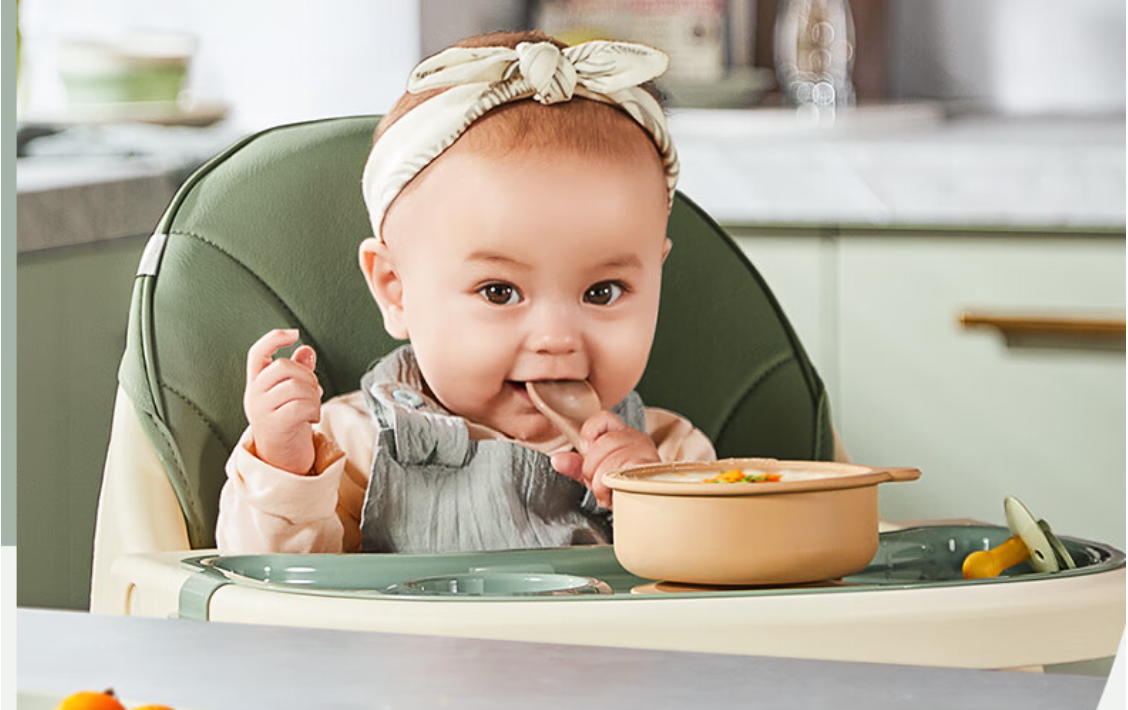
top-left (362, 40), bottom-right (680, 240)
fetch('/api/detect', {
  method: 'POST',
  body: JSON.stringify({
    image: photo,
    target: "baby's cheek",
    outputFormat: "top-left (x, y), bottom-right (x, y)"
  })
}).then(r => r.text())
top-left (591, 336), bottom-right (653, 406)
top-left (432, 327), bottom-right (514, 393)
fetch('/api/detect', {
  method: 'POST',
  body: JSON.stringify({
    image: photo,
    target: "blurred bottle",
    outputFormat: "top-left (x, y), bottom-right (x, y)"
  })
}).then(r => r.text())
top-left (774, 0), bottom-right (856, 107)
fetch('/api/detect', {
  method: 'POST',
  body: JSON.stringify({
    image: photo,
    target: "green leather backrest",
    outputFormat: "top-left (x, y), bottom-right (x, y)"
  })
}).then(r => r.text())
top-left (119, 116), bottom-right (833, 548)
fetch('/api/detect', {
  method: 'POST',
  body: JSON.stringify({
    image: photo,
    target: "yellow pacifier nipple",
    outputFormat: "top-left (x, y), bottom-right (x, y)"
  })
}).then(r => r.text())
top-left (962, 496), bottom-right (1076, 579)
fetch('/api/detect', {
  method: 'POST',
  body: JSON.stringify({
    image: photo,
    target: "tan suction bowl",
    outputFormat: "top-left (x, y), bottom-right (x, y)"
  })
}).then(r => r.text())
top-left (603, 459), bottom-right (921, 586)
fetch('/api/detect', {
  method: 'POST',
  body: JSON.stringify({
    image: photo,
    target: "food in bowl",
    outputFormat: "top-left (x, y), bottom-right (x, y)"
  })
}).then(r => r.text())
top-left (647, 468), bottom-right (831, 483)
top-left (604, 458), bottom-right (921, 586)
top-left (704, 469), bottom-right (780, 483)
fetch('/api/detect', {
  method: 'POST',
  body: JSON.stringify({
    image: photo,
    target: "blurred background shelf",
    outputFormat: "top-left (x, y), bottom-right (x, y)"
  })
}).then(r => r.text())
top-left (19, 99), bottom-right (229, 128)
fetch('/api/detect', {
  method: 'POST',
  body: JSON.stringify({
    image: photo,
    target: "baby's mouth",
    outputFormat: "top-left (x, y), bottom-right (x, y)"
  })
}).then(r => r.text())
top-left (507, 381), bottom-right (533, 401)
top-left (507, 379), bottom-right (593, 411)
top-left (509, 378), bottom-right (587, 391)
top-left (508, 379), bottom-right (585, 404)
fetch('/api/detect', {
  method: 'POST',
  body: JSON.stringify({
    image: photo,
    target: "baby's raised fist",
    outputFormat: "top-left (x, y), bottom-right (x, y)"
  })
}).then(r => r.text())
top-left (243, 329), bottom-right (323, 475)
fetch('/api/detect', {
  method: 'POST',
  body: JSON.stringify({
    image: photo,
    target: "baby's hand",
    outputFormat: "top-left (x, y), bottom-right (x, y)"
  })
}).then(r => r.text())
top-left (244, 329), bottom-right (323, 475)
top-left (550, 411), bottom-right (661, 510)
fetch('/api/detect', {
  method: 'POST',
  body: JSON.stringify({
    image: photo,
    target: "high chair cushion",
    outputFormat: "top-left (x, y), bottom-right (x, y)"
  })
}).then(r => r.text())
top-left (118, 116), bottom-right (834, 548)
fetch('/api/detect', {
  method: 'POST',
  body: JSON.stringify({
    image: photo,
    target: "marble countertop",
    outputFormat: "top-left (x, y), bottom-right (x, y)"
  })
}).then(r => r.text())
top-left (16, 122), bottom-right (246, 253)
top-left (15, 108), bottom-right (1125, 253)
top-left (668, 106), bottom-right (1125, 232)
top-left (17, 156), bottom-right (187, 253)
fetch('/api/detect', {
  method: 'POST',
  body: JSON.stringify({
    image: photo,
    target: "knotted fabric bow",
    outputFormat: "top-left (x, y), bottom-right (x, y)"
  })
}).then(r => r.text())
top-left (362, 40), bottom-right (680, 240)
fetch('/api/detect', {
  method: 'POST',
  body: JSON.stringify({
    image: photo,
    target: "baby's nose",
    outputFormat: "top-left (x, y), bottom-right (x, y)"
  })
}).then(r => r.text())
top-left (527, 306), bottom-right (582, 355)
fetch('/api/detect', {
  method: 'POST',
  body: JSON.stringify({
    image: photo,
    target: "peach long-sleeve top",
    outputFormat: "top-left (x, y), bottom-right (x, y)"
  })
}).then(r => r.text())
top-left (216, 390), bottom-right (716, 554)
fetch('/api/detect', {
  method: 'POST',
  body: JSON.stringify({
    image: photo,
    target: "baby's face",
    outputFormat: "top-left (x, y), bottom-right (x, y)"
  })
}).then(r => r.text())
top-left (369, 145), bottom-right (670, 444)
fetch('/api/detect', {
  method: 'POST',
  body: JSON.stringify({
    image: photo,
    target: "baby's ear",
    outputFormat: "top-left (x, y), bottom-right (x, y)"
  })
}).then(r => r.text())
top-left (661, 237), bottom-right (673, 264)
top-left (358, 237), bottom-right (409, 339)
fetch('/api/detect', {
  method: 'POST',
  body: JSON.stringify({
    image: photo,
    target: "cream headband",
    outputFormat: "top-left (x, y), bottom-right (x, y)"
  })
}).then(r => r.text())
top-left (362, 40), bottom-right (680, 240)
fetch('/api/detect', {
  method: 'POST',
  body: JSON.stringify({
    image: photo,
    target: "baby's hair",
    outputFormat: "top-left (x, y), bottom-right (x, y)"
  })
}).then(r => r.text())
top-left (374, 30), bottom-right (667, 169)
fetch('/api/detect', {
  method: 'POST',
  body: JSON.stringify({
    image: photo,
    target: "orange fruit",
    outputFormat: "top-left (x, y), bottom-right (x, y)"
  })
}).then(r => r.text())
top-left (55, 689), bottom-right (126, 710)
top-left (133, 706), bottom-right (177, 710)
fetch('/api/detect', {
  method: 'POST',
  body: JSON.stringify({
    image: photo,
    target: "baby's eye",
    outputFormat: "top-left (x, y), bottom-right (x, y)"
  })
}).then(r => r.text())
top-left (479, 282), bottom-right (522, 305)
top-left (584, 281), bottom-right (624, 306)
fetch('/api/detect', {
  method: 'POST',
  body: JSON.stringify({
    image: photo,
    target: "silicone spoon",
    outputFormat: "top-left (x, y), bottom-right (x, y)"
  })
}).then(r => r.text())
top-left (962, 496), bottom-right (1075, 579)
top-left (526, 380), bottom-right (602, 454)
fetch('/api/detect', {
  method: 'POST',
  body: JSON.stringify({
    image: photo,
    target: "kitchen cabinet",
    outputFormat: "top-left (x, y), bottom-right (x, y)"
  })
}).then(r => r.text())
top-left (730, 229), bottom-right (841, 412)
top-left (731, 226), bottom-right (1125, 549)
top-left (17, 235), bottom-right (148, 610)
top-left (838, 233), bottom-right (1125, 548)
top-left (16, 142), bottom-right (233, 611)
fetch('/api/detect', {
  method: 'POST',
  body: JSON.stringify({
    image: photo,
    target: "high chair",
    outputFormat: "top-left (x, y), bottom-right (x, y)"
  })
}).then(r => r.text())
top-left (90, 117), bottom-right (1124, 672)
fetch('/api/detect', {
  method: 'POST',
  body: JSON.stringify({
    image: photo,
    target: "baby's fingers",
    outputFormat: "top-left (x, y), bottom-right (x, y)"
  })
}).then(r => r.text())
top-left (291, 344), bottom-right (317, 372)
top-left (273, 397), bottom-right (323, 425)
top-left (551, 451), bottom-right (585, 484)
top-left (252, 380), bottom-right (322, 426)
top-left (552, 451), bottom-right (611, 510)
top-left (246, 329), bottom-right (300, 383)
top-left (251, 358), bottom-right (322, 397)
top-left (579, 410), bottom-right (628, 450)
top-left (260, 376), bottom-right (321, 407)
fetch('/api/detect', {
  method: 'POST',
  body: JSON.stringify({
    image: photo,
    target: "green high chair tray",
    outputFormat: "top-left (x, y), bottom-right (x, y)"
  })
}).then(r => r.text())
top-left (177, 525), bottom-right (1124, 619)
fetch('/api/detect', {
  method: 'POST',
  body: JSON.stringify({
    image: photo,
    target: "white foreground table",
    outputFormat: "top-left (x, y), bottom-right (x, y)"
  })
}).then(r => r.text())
top-left (17, 608), bottom-right (1113, 710)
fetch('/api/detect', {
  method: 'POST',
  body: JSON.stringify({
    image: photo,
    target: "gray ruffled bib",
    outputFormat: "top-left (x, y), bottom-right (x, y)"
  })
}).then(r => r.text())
top-left (358, 346), bottom-right (646, 553)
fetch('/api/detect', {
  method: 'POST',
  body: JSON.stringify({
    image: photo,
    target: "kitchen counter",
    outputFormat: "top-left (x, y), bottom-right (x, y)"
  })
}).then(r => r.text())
top-left (15, 121), bottom-right (246, 253)
top-left (16, 608), bottom-right (1114, 710)
top-left (17, 157), bottom-right (188, 253)
top-left (14, 109), bottom-right (1125, 254)
top-left (668, 107), bottom-right (1125, 232)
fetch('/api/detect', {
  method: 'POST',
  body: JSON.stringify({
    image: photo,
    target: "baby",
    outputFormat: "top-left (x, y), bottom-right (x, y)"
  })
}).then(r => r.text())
top-left (216, 30), bottom-right (716, 554)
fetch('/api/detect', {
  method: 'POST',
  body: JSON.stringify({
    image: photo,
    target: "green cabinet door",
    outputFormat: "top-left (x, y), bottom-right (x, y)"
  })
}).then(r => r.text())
top-left (18, 235), bottom-right (148, 610)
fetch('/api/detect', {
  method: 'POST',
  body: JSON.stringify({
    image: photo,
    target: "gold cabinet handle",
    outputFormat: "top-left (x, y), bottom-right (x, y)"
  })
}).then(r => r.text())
top-left (959, 311), bottom-right (1126, 350)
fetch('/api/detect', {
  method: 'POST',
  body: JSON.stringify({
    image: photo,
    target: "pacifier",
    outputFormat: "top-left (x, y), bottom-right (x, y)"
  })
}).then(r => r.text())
top-left (962, 496), bottom-right (1076, 579)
